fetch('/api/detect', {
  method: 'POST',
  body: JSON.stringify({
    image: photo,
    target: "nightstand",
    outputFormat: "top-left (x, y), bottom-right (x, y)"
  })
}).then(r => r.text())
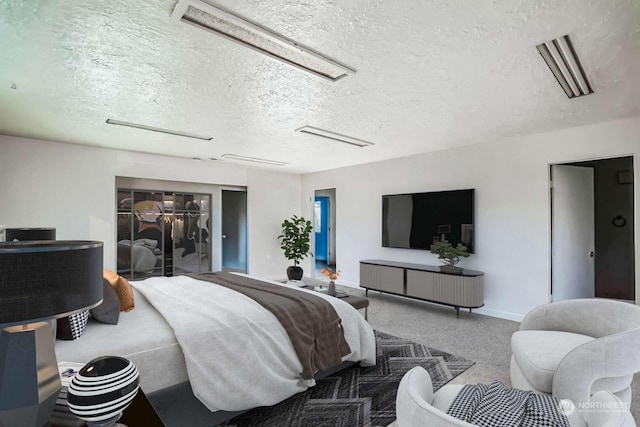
top-left (48, 388), bottom-right (165, 427)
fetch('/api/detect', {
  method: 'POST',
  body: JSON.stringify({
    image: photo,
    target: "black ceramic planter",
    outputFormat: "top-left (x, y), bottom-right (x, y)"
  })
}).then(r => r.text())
top-left (439, 265), bottom-right (464, 275)
top-left (287, 266), bottom-right (303, 281)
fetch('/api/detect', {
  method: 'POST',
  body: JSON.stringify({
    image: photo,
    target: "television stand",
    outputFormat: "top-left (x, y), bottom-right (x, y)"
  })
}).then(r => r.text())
top-left (359, 260), bottom-right (484, 317)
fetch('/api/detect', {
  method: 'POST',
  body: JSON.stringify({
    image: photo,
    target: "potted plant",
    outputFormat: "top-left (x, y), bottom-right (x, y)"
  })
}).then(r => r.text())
top-left (278, 215), bottom-right (313, 280)
top-left (430, 242), bottom-right (470, 274)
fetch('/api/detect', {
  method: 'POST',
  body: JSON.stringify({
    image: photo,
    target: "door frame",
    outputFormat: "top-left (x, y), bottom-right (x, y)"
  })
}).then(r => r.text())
top-left (220, 186), bottom-right (248, 273)
top-left (549, 164), bottom-right (595, 301)
top-left (548, 155), bottom-right (638, 304)
top-left (312, 188), bottom-right (336, 277)
top-left (314, 196), bottom-right (330, 262)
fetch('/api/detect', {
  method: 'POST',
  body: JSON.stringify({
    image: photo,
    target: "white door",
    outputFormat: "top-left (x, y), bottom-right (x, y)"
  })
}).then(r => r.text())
top-left (551, 165), bottom-right (595, 301)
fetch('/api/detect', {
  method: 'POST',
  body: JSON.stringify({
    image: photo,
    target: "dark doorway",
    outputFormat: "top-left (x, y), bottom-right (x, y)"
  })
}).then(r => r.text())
top-left (551, 156), bottom-right (635, 301)
top-left (221, 190), bottom-right (247, 273)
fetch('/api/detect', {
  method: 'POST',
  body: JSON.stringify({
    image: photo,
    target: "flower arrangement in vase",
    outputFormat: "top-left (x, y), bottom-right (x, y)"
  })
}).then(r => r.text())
top-left (320, 267), bottom-right (341, 296)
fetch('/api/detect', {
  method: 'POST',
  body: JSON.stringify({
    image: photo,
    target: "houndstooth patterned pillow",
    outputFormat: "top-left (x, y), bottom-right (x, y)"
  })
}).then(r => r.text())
top-left (56, 311), bottom-right (89, 340)
top-left (448, 381), bottom-right (570, 427)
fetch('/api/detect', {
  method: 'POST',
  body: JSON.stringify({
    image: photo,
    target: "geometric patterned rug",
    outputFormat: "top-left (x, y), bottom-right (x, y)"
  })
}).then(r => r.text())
top-left (219, 330), bottom-right (475, 426)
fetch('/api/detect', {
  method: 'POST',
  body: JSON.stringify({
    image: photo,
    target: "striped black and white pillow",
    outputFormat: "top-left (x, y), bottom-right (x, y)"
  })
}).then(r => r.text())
top-left (57, 311), bottom-right (89, 340)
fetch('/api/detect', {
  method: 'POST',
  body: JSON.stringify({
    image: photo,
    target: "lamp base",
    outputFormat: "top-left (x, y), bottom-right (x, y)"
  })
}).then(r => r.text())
top-left (86, 413), bottom-right (125, 427)
top-left (0, 322), bottom-right (61, 427)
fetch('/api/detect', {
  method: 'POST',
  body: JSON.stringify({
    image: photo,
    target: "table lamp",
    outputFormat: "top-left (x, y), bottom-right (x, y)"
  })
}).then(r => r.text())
top-left (0, 241), bottom-right (103, 427)
top-left (5, 228), bottom-right (56, 242)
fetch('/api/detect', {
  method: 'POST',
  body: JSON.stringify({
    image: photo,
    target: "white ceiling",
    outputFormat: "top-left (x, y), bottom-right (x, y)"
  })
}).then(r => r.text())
top-left (1, 0), bottom-right (639, 173)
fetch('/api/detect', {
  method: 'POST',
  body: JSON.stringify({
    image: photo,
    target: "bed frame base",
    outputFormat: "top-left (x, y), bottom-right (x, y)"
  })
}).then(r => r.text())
top-left (148, 361), bottom-right (356, 426)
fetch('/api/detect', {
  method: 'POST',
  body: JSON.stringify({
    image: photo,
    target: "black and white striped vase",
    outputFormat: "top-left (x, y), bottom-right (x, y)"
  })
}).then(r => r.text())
top-left (67, 356), bottom-right (140, 427)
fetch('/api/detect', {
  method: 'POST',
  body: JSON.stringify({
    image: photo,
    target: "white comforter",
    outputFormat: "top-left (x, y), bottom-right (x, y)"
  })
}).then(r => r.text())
top-left (131, 275), bottom-right (376, 412)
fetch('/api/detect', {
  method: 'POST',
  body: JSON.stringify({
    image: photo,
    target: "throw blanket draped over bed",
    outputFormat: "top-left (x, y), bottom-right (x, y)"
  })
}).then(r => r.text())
top-left (447, 382), bottom-right (570, 427)
top-left (188, 272), bottom-right (351, 380)
top-left (130, 274), bottom-right (376, 412)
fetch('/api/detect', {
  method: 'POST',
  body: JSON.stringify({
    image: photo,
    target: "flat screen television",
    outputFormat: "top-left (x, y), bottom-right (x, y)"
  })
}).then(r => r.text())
top-left (382, 189), bottom-right (474, 252)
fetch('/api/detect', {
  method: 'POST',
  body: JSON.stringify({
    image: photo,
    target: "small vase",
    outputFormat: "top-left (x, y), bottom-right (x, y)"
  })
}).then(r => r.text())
top-left (328, 281), bottom-right (337, 296)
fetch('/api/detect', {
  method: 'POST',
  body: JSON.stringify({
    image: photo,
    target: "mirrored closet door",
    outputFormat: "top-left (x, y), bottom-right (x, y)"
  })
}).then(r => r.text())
top-left (117, 189), bottom-right (211, 280)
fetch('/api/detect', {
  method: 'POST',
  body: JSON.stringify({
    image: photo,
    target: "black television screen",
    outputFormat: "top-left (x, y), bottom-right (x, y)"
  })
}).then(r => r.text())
top-left (382, 189), bottom-right (474, 252)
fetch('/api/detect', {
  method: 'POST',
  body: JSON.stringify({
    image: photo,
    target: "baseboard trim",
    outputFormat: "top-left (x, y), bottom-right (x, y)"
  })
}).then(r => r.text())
top-left (338, 280), bottom-right (524, 321)
top-left (473, 307), bottom-right (524, 322)
top-left (335, 280), bottom-right (360, 289)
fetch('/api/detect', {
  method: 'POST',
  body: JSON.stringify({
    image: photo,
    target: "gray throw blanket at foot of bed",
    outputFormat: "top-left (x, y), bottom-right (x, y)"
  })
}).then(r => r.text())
top-left (188, 272), bottom-right (351, 380)
top-left (447, 381), bottom-right (570, 427)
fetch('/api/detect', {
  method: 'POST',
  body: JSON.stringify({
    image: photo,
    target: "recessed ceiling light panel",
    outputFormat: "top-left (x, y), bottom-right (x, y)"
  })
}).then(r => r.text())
top-left (171, 0), bottom-right (356, 82)
top-left (106, 119), bottom-right (213, 141)
top-left (536, 34), bottom-right (593, 99)
top-left (221, 153), bottom-right (287, 166)
top-left (295, 126), bottom-right (374, 148)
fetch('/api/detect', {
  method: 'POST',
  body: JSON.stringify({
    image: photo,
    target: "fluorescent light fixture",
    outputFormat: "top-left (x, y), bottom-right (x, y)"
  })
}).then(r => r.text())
top-left (106, 119), bottom-right (213, 141)
top-left (221, 153), bottom-right (287, 166)
top-left (295, 126), bottom-right (374, 148)
top-left (171, 0), bottom-right (356, 82)
top-left (536, 35), bottom-right (593, 98)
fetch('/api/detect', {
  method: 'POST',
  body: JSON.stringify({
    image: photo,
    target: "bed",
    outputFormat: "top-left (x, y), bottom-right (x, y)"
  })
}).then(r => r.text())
top-left (55, 273), bottom-right (376, 424)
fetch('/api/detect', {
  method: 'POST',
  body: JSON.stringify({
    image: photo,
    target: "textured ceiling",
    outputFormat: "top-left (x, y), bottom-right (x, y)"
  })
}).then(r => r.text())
top-left (0, 0), bottom-right (639, 173)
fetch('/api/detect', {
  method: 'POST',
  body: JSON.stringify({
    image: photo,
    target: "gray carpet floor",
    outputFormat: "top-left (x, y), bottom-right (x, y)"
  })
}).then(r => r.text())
top-left (220, 330), bottom-right (474, 426)
top-left (303, 278), bottom-right (640, 423)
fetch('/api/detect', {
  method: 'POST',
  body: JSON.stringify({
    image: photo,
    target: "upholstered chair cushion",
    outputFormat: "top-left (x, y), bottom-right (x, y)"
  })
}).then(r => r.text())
top-left (511, 299), bottom-right (640, 407)
top-left (511, 330), bottom-right (633, 395)
top-left (431, 385), bottom-right (464, 413)
top-left (511, 330), bottom-right (594, 392)
top-left (395, 366), bottom-right (474, 427)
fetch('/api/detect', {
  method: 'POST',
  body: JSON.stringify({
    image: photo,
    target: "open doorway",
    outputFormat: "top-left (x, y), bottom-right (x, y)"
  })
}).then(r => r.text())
top-left (314, 188), bottom-right (336, 278)
top-left (221, 189), bottom-right (248, 273)
top-left (550, 156), bottom-right (635, 301)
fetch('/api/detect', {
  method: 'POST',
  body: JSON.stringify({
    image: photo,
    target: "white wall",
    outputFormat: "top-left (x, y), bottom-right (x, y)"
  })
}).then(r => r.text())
top-left (247, 169), bottom-right (303, 279)
top-left (301, 115), bottom-right (640, 321)
top-left (0, 136), bottom-right (301, 278)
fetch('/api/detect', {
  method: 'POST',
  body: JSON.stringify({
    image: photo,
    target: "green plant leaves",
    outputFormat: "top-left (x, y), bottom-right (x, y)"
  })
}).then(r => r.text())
top-left (430, 242), bottom-right (469, 267)
top-left (278, 215), bottom-right (313, 265)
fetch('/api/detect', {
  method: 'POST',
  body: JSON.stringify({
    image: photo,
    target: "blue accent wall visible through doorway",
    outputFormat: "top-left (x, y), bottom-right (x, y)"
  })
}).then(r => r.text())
top-left (315, 196), bottom-right (329, 262)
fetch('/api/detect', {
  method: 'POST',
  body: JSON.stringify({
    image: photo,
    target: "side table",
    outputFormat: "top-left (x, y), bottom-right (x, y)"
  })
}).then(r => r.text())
top-left (48, 388), bottom-right (165, 427)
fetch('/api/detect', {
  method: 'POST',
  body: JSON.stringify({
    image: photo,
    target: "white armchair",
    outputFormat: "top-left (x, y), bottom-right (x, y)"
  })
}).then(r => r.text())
top-left (510, 298), bottom-right (640, 408)
top-left (395, 366), bottom-right (473, 427)
top-left (394, 366), bottom-right (636, 427)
